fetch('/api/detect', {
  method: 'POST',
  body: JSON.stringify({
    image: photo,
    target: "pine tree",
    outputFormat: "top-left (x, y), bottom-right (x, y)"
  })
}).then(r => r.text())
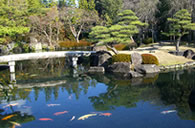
top-left (27, 0), bottom-right (42, 14)
top-left (114, 10), bottom-right (146, 43)
top-left (88, 0), bottom-right (95, 11)
top-left (67, 0), bottom-right (76, 7)
top-left (165, 9), bottom-right (195, 52)
top-left (89, 10), bottom-right (146, 46)
top-left (0, 0), bottom-right (30, 44)
top-left (79, 0), bottom-right (88, 9)
top-left (89, 26), bottom-right (110, 44)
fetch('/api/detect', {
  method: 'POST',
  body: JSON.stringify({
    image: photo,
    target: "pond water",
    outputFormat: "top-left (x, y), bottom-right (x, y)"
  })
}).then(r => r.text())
top-left (0, 58), bottom-right (195, 128)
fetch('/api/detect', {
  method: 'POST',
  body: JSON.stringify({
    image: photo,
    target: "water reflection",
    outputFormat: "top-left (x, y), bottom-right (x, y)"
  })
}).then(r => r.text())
top-left (0, 58), bottom-right (195, 127)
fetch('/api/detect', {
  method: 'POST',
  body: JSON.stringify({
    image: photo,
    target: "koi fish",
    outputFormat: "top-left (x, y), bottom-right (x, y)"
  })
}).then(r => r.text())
top-left (70, 116), bottom-right (75, 121)
top-left (161, 110), bottom-right (177, 114)
top-left (100, 113), bottom-right (112, 117)
top-left (54, 111), bottom-right (68, 116)
top-left (9, 121), bottom-right (21, 127)
top-left (11, 124), bottom-right (15, 128)
top-left (3, 103), bottom-right (19, 108)
top-left (39, 118), bottom-right (53, 121)
top-left (47, 104), bottom-right (60, 107)
top-left (78, 114), bottom-right (97, 120)
top-left (2, 114), bottom-right (17, 120)
top-left (24, 89), bottom-right (32, 92)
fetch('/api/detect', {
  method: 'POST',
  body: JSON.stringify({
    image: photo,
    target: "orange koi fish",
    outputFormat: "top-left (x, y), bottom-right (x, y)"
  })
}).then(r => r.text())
top-left (39, 118), bottom-right (53, 121)
top-left (99, 113), bottom-right (112, 116)
top-left (2, 114), bottom-right (17, 120)
top-left (54, 111), bottom-right (68, 116)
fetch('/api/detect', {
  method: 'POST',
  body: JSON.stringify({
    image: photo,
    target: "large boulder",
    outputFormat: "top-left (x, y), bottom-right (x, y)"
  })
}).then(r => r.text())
top-left (107, 62), bottom-right (131, 73)
top-left (88, 66), bottom-right (105, 73)
top-left (13, 47), bottom-right (22, 54)
top-left (131, 52), bottom-right (142, 65)
top-left (191, 54), bottom-right (195, 60)
top-left (92, 46), bottom-right (107, 52)
top-left (135, 64), bottom-right (160, 74)
top-left (124, 71), bottom-right (143, 78)
top-left (183, 49), bottom-right (195, 59)
top-left (0, 45), bottom-right (9, 55)
top-left (90, 51), bottom-right (112, 67)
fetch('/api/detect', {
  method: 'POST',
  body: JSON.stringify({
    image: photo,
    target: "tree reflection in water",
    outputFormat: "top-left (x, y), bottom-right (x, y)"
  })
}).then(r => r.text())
top-left (0, 58), bottom-right (195, 123)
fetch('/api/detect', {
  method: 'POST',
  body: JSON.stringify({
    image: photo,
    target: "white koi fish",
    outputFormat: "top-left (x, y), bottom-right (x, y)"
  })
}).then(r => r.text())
top-left (70, 116), bottom-right (75, 121)
top-left (47, 104), bottom-right (60, 107)
top-left (3, 103), bottom-right (19, 108)
top-left (161, 110), bottom-right (177, 114)
top-left (78, 114), bottom-right (97, 120)
top-left (9, 121), bottom-right (21, 127)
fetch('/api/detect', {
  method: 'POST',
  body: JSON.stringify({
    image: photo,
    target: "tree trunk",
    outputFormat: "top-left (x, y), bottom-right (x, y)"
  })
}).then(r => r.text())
top-left (49, 23), bottom-right (52, 46)
top-left (130, 36), bottom-right (135, 43)
top-left (76, 36), bottom-right (79, 43)
top-left (106, 45), bottom-right (118, 55)
top-left (76, 24), bottom-right (84, 43)
top-left (176, 36), bottom-right (181, 53)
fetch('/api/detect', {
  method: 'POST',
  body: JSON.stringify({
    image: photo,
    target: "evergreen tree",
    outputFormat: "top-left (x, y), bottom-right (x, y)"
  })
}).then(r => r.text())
top-left (79, 0), bottom-right (95, 11)
top-left (79, 0), bottom-right (88, 9)
top-left (115, 10), bottom-right (147, 43)
top-left (89, 26), bottom-right (110, 44)
top-left (165, 9), bottom-right (195, 52)
top-left (66, 0), bottom-right (76, 7)
top-left (89, 10), bottom-right (146, 46)
top-left (95, 0), bottom-right (122, 23)
top-left (27, 0), bottom-right (42, 14)
top-left (58, 0), bottom-right (66, 8)
top-left (0, 0), bottom-right (30, 44)
top-left (88, 0), bottom-right (96, 11)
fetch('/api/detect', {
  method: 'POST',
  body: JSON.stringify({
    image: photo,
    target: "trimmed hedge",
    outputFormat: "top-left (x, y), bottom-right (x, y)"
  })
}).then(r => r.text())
top-left (143, 38), bottom-right (153, 44)
top-left (59, 40), bottom-right (91, 48)
top-left (112, 54), bottom-right (131, 63)
top-left (141, 54), bottom-right (159, 65)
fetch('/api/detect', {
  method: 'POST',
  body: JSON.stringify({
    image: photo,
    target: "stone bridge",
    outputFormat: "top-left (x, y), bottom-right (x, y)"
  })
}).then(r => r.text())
top-left (0, 51), bottom-right (96, 82)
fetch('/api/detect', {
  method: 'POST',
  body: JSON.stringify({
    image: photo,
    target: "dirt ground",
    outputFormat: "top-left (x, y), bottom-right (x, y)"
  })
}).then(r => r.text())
top-left (116, 45), bottom-right (195, 66)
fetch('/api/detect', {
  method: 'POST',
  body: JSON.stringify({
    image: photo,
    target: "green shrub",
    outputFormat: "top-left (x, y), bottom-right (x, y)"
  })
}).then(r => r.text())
top-left (59, 40), bottom-right (92, 48)
top-left (112, 54), bottom-right (131, 63)
top-left (143, 38), bottom-right (153, 44)
top-left (142, 54), bottom-right (159, 65)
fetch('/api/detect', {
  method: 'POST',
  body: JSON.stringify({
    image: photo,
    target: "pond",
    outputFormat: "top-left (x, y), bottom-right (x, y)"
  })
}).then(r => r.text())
top-left (0, 58), bottom-right (195, 128)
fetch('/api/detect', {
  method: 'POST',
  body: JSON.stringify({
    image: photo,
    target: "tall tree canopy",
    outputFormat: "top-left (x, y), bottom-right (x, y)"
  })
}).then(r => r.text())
top-left (89, 10), bottom-right (146, 46)
top-left (165, 9), bottom-right (195, 52)
top-left (0, 0), bottom-right (30, 44)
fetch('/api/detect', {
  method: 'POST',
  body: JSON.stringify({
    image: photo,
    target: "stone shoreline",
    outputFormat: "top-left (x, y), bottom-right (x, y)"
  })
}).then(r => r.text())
top-left (159, 61), bottom-right (195, 71)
